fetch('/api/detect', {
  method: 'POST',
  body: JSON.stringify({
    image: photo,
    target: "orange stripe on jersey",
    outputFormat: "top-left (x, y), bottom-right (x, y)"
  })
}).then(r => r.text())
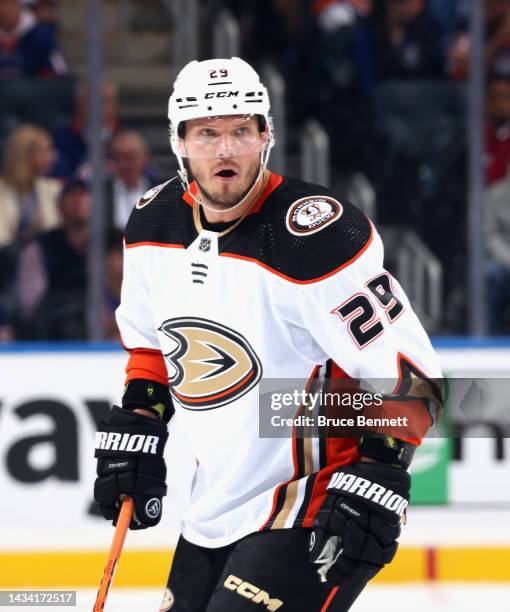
top-left (301, 360), bottom-right (360, 528)
top-left (369, 398), bottom-right (431, 443)
top-left (301, 445), bottom-right (360, 529)
top-left (249, 172), bottom-right (283, 214)
top-left (328, 355), bottom-right (432, 443)
top-left (325, 362), bottom-right (359, 474)
top-left (394, 352), bottom-right (430, 392)
top-left (260, 364), bottom-right (320, 531)
top-left (221, 221), bottom-right (374, 285)
top-left (125, 349), bottom-right (168, 385)
top-left (329, 361), bottom-right (351, 380)
top-left (182, 172), bottom-right (283, 213)
top-left (125, 241), bottom-right (185, 250)
top-left (320, 587), bottom-right (339, 611)
top-left (182, 183), bottom-right (195, 207)
top-left (394, 351), bottom-right (443, 444)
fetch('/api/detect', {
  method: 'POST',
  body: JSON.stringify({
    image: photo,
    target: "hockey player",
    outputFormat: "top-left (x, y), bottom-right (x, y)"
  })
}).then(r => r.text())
top-left (93, 57), bottom-right (442, 611)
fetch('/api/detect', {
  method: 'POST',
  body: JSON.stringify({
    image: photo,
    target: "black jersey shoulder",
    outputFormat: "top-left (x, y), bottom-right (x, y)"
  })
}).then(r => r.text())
top-left (124, 177), bottom-right (190, 246)
top-left (221, 176), bottom-right (373, 282)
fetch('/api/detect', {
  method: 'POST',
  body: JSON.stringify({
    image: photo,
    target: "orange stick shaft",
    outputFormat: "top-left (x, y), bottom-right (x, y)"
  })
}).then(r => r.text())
top-left (93, 497), bottom-right (134, 612)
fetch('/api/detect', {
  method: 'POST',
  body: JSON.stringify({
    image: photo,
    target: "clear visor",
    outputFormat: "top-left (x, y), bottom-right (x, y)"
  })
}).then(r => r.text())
top-left (177, 115), bottom-right (269, 160)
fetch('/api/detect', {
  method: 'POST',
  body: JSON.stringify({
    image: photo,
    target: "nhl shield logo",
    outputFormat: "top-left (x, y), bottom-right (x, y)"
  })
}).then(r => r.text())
top-left (199, 237), bottom-right (212, 252)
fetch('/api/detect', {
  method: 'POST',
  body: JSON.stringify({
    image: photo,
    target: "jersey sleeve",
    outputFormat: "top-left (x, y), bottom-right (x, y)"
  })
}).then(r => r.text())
top-left (116, 244), bottom-right (167, 385)
top-left (299, 224), bottom-right (442, 442)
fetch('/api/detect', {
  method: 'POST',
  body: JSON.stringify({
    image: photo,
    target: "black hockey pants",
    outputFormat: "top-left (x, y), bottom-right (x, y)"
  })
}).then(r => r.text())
top-left (161, 528), bottom-right (374, 611)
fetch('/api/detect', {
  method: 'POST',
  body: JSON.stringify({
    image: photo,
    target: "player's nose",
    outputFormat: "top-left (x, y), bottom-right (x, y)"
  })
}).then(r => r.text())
top-left (216, 133), bottom-right (237, 157)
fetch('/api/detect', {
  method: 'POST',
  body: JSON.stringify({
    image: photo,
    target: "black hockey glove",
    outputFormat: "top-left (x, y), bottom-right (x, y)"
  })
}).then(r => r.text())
top-left (94, 406), bottom-right (168, 530)
top-left (309, 462), bottom-right (410, 584)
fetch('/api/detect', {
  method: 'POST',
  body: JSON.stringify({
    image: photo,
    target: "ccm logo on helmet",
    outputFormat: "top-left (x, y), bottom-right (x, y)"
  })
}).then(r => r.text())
top-left (205, 91), bottom-right (239, 99)
top-left (95, 432), bottom-right (160, 455)
top-left (328, 472), bottom-right (408, 517)
top-left (224, 575), bottom-right (283, 611)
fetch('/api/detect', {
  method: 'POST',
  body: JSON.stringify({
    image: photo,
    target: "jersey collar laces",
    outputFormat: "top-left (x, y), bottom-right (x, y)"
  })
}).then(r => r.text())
top-left (192, 168), bottom-right (271, 238)
top-left (168, 57), bottom-right (275, 213)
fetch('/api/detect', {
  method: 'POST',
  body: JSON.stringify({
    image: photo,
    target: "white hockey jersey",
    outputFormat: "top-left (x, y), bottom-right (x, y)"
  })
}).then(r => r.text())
top-left (116, 172), bottom-right (442, 548)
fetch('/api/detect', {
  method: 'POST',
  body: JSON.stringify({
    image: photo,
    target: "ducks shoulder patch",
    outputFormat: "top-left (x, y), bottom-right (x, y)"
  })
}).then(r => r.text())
top-left (286, 195), bottom-right (342, 236)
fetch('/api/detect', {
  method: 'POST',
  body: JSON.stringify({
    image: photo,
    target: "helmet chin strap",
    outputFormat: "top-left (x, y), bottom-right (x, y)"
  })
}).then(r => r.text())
top-left (176, 146), bottom-right (271, 215)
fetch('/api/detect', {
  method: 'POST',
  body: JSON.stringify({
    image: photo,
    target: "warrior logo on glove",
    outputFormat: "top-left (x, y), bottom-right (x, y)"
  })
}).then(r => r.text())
top-left (309, 461), bottom-right (410, 584)
top-left (94, 406), bottom-right (169, 530)
top-left (145, 498), bottom-right (162, 520)
top-left (95, 431), bottom-right (161, 455)
top-left (327, 471), bottom-right (408, 517)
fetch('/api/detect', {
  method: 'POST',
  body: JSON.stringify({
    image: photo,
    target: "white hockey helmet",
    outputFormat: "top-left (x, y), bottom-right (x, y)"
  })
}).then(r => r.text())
top-left (168, 57), bottom-right (274, 179)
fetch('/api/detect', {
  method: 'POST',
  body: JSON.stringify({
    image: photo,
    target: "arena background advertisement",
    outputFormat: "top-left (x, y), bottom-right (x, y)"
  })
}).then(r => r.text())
top-left (1, 343), bottom-right (510, 586)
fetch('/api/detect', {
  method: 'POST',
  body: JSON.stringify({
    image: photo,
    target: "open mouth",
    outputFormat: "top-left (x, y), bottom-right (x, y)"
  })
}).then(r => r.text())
top-left (215, 168), bottom-right (237, 178)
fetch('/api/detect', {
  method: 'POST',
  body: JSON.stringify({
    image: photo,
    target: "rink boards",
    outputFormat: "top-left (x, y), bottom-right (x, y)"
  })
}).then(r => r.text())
top-left (0, 342), bottom-right (509, 586)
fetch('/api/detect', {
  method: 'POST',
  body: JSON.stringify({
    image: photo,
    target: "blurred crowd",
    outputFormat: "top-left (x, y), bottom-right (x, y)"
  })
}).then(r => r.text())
top-left (220, 0), bottom-right (510, 334)
top-left (0, 0), bottom-right (161, 341)
top-left (1, 0), bottom-right (510, 340)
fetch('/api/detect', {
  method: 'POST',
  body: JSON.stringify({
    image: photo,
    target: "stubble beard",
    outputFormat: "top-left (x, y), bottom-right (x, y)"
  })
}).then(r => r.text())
top-left (193, 160), bottom-right (261, 210)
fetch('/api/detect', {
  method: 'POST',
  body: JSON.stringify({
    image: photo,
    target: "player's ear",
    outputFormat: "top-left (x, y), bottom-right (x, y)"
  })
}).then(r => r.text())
top-left (176, 139), bottom-right (187, 158)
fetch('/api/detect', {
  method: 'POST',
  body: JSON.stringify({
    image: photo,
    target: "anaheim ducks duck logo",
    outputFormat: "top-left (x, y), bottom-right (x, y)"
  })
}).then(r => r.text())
top-left (159, 317), bottom-right (262, 410)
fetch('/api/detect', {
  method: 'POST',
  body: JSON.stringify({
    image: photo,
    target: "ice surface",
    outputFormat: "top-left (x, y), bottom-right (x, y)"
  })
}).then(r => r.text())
top-left (18, 585), bottom-right (508, 611)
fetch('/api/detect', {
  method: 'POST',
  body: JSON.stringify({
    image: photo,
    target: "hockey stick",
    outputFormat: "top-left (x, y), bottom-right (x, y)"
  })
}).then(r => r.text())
top-left (93, 497), bottom-right (134, 612)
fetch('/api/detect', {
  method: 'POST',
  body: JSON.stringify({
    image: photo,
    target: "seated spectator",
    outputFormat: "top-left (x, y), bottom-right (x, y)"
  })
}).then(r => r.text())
top-left (312, 0), bottom-right (372, 32)
top-left (0, 0), bottom-right (67, 78)
top-left (356, 0), bottom-right (445, 91)
top-left (52, 80), bottom-right (119, 179)
top-left (228, 0), bottom-right (307, 64)
top-left (0, 124), bottom-right (61, 248)
top-left (448, 0), bottom-right (510, 79)
top-left (310, 0), bottom-right (365, 90)
top-left (106, 129), bottom-right (159, 231)
top-left (15, 178), bottom-right (90, 339)
top-left (24, 0), bottom-right (58, 33)
top-left (0, 321), bottom-right (13, 341)
top-left (486, 73), bottom-right (510, 185)
top-left (0, 241), bottom-right (16, 340)
top-left (485, 174), bottom-right (510, 334)
top-left (426, 0), bottom-right (466, 40)
top-left (485, 0), bottom-right (510, 75)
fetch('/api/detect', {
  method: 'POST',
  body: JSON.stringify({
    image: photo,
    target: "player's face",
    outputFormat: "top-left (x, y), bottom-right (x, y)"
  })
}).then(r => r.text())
top-left (488, 80), bottom-right (510, 122)
top-left (0, 0), bottom-right (20, 31)
top-left (182, 115), bottom-right (267, 209)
